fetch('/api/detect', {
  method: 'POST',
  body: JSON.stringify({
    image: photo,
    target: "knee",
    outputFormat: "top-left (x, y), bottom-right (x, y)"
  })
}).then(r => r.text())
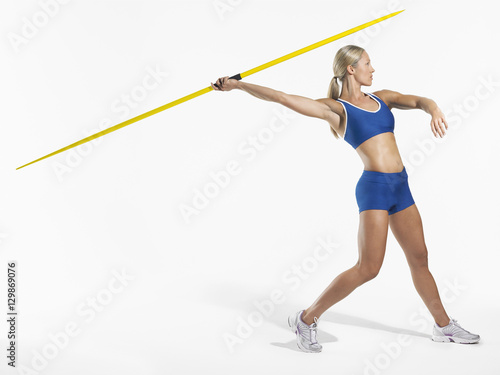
top-left (409, 249), bottom-right (429, 269)
top-left (356, 263), bottom-right (382, 282)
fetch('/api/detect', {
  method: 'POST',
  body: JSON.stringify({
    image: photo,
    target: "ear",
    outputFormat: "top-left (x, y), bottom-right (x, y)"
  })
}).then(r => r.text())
top-left (346, 65), bottom-right (355, 75)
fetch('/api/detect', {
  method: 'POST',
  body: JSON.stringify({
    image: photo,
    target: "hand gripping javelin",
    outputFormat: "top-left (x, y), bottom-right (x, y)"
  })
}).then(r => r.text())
top-left (16, 10), bottom-right (404, 170)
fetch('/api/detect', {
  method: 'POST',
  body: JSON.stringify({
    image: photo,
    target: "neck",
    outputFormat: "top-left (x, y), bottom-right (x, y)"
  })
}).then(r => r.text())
top-left (339, 77), bottom-right (364, 100)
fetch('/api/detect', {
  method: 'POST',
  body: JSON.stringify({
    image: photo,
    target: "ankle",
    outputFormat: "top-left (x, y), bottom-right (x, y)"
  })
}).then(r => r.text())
top-left (301, 309), bottom-right (317, 325)
top-left (436, 317), bottom-right (451, 328)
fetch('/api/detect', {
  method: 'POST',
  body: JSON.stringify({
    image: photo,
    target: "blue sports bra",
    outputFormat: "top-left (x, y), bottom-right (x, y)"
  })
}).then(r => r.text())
top-left (337, 93), bottom-right (394, 149)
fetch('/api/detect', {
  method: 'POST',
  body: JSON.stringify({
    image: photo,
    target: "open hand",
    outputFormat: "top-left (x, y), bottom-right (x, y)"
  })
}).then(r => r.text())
top-left (430, 108), bottom-right (448, 138)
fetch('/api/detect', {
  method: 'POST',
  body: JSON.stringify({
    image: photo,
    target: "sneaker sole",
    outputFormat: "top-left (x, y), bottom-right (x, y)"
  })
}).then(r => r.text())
top-left (432, 335), bottom-right (480, 344)
top-left (287, 314), bottom-right (322, 353)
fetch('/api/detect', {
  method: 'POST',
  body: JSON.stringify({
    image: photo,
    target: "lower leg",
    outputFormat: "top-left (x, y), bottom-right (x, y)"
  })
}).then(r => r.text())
top-left (410, 266), bottom-right (450, 327)
top-left (301, 265), bottom-right (370, 325)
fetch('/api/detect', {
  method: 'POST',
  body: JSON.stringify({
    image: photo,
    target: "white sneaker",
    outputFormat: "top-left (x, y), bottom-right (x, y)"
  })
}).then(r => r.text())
top-left (432, 317), bottom-right (480, 344)
top-left (288, 310), bottom-right (322, 353)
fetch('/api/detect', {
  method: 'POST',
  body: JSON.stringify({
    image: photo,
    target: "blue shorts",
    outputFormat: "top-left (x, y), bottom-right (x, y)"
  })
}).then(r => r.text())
top-left (355, 166), bottom-right (415, 215)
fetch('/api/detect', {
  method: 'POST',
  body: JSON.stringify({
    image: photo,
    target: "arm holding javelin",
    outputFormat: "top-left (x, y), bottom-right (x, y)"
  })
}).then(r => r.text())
top-left (211, 76), bottom-right (340, 129)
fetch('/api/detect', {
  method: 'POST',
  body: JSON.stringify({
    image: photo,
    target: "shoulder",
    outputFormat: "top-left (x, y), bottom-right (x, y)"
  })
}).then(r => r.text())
top-left (315, 97), bottom-right (344, 117)
top-left (371, 89), bottom-right (402, 110)
top-left (313, 98), bottom-right (343, 133)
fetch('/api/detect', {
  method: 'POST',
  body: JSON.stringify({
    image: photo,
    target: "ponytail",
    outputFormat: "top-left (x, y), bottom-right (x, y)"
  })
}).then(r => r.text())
top-left (327, 45), bottom-right (365, 140)
top-left (327, 76), bottom-right (341, 139)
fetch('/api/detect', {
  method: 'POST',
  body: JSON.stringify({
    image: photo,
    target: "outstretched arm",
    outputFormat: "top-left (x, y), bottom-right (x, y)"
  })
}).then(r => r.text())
top-left (211, 76), bottom-right (339, 127)
top-left (375, 89), bottom-right (448, 138)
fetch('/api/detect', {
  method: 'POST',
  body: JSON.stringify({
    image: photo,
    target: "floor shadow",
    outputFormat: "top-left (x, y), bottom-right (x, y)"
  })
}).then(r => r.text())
top-left (270, 327), bottom-right (339, 352)
top-left (319, 310), bottom-right (431, 339)
top-left (268, 305), bottom-right (430, 352)
top-left (199, 281), bottom-right (431, 353)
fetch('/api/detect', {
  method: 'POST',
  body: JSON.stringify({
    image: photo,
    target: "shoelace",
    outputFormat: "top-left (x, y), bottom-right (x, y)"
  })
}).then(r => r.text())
top-left (297, 317), bottom-right (319, 344)
top-left (450, 318), bottom-right (473, 334)
top-left (309, 317), bottom-right (319, 344)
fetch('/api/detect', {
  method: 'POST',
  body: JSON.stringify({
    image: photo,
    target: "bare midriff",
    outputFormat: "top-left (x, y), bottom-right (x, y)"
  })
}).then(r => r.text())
top-left (355, 132), bottom-right (404, 173)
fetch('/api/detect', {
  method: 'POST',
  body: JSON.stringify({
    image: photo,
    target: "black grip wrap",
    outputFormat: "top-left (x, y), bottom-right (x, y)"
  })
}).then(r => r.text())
top-left (229, 73), bottom-right (242, 81)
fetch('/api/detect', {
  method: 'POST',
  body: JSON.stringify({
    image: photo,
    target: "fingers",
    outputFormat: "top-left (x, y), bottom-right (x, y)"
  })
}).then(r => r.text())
top-left (431, 117), bottom-right (447, 138)
top-left (438, 117), bottom-right (447, 137)
top-left (442, 117), bottom-right (449, 130)
top-left (210, 79), bottom-right (221, 90)
top-left (211, 76), bottom-right (229, 91)
top-left (434, 120), bottom-right (442, 138)
top-left (431, 121), bottom-right (438, 138)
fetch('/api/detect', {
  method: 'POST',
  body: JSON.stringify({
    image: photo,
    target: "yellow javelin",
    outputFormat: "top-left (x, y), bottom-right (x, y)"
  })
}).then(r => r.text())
top-left (17, 9), bottom-right (404, 170)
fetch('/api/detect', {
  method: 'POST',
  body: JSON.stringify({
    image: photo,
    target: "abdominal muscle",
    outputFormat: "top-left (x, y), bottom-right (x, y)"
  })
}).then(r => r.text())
top-left (355, 132), bottom-right (404, 173)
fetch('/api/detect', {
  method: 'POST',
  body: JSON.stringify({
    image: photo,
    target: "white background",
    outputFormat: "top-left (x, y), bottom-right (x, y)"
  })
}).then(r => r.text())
top-left (1, 0), bottom-right (499, 374)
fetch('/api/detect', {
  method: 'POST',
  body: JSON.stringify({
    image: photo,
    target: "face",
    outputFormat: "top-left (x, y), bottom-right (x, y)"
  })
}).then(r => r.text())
top-left (348, 51), bottom-right (375, 86)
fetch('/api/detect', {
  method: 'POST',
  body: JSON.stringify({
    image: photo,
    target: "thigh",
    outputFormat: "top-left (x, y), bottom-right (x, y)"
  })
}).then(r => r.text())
top-left (388, 203), bottom-right (428, 268)
top-left (355, 179), bottom-right (392, 213)
top-left (357, 209), bottom-right (390, 275)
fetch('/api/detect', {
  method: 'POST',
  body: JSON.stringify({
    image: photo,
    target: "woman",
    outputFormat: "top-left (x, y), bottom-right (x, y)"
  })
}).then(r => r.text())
top-left (211, 45), bottom-right (480, 353)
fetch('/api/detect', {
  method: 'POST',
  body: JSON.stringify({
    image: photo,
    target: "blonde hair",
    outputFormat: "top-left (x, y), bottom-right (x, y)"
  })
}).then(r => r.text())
top-left (326, 45), bottom-right (365, 139)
